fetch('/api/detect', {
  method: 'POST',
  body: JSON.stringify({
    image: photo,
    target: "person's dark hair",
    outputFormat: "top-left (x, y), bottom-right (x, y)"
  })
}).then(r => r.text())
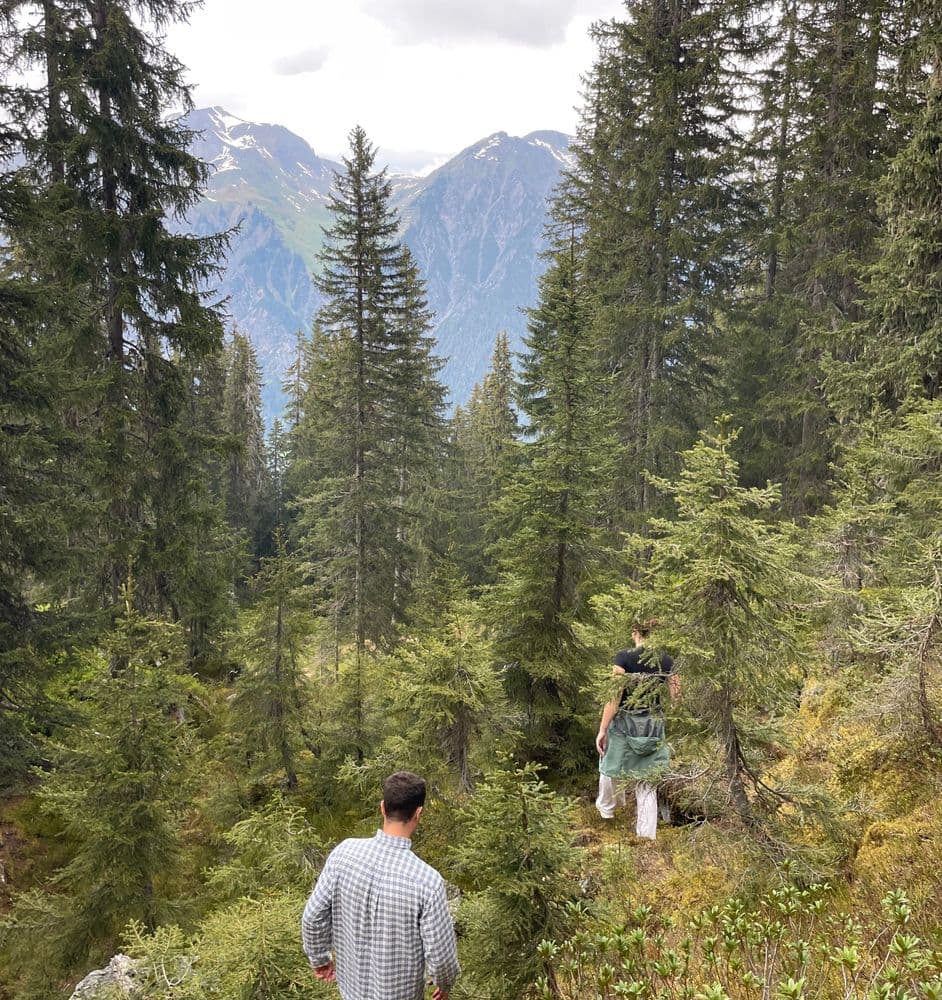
top-left (632, 619), bottom-right (658, 638)
top-left (382, 771), bottom-right (426, 822)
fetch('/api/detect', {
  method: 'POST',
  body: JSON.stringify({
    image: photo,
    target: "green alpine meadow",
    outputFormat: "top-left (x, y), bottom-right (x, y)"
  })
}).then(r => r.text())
top-left (1, 0), bottom-right (941, 998)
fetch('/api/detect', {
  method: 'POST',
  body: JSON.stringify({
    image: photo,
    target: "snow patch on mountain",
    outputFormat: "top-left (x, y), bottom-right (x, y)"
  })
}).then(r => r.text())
top-left (472, 132), bottom-right (509, 160)
top-left (209, 106), bottom-right (246, 131)
top-left (527, 137), bottom-right (574, 168)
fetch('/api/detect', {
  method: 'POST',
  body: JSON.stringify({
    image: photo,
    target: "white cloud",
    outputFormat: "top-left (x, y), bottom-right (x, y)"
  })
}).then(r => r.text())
top-left (361, 0), bottom-right (581, 47)
top-left (272, 45), bottom-right (329, 76)
top-left (380, 147), bottom-right (453, 175)
top-left (166, 0), bottom-right (626, 165)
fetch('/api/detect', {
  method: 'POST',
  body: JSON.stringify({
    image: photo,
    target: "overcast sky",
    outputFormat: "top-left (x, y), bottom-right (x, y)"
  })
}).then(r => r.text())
top-left (165, 0), bottom-right (625, 174)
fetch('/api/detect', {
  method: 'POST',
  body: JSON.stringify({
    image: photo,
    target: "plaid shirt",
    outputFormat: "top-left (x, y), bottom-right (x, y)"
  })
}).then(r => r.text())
top-left (301, 830), bottom-right (460, 1000)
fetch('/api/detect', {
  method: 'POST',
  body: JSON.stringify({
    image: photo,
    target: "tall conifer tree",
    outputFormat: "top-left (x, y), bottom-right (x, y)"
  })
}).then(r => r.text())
top-left (826, 8), bottom-right (942, 413)
top-left (740, 0), bottom-right (921, 504)
top-left (0, 0), bottom-right (229, 616)
top-left (293, 127), bottom-right (445, 654)
top-left (569, 0), bottom-right (753, 526)
top-left (489, 229), bottom-right (612, 766)
top-left (224, 330), bottom-right (271, 566)
top-left (643, 422), bottom-right (804, 825)
top-left (448, 333), bottom-right (520, 588)
top-left (0, 0), bottom-right (231, 749)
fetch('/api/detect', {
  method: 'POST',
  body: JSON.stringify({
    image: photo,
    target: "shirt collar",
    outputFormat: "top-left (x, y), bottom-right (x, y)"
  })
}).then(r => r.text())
top-left (374, 829), bottom-right (413, 849)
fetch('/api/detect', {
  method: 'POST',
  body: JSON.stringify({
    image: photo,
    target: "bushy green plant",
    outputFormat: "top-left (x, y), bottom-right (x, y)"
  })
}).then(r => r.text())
top-left (124, 893), bottom-right (335, 1000)
top-left (605, 420), bottom-right (819, 833)
top-left (229, 530), bottom-right (316, 790)
top-left (531, 885), bottom-right (942, 1000)
top-left (202, 794), bottom-right (323, 904)
top-left (0, 591), bottom-right (199, 997)
top-left (345, 573), bottom-right (507, 798)
top-left (453, 760), bottom-right (585, 999)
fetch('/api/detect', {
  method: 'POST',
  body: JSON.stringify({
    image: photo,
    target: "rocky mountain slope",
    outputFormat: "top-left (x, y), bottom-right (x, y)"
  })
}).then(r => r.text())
top-left (182, 107), bottom-right (572, 419)
top-left (398, 130), bottom-right (572, 400)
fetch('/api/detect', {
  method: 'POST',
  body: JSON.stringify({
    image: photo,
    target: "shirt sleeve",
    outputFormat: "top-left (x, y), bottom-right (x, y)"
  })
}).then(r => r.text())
top-left (301, 852), bottom-right (336, 968)
top-left (420, 877), bottom-right (460, 991)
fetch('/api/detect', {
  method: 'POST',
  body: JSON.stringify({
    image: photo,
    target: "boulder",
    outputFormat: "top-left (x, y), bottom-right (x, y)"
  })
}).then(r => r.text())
top-left (69, 954), bottom-right (138, 999)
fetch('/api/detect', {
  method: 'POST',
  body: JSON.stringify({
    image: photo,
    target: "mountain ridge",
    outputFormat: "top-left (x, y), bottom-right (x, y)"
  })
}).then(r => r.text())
top-left (181, 107), bottom-right (573, 419)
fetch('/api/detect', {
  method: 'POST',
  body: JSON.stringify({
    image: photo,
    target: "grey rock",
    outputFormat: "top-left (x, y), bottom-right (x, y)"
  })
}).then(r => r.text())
top-left (69, 954), bottom-right (138, 999)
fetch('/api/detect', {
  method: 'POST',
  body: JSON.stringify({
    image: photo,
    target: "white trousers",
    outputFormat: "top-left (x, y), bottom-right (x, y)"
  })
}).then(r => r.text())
top-left (596, 775), bottom-right (659, 839)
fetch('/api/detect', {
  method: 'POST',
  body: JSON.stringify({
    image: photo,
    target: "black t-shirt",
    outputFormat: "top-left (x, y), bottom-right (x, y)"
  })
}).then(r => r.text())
top-left (613, 646), bottom-right (673, 713)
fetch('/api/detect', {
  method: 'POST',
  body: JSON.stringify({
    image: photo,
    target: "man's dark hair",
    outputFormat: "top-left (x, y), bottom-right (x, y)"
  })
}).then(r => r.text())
top-left (632, 619), bottom-right (657, 638)
top-left (382, 771), bottom-right (427, 822)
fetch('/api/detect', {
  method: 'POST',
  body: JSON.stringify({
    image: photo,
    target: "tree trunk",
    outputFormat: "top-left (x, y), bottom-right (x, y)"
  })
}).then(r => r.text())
top-left (917, 574), bottom-right (942, 747)
top-left (42, 0), bottom-right (64, 183)
top-left (274, 595), bottom-right (297, 789)
top-left (717, 682), bottom-right (754, 826)
top-left (765, 0), bottom-right (798, 299)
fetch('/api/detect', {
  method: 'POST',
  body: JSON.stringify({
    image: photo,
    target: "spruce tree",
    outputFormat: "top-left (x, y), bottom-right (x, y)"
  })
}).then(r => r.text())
top-left (826, 9), bottom-right (942, 414)
top-left (641, 421), bottom-right (804, 826)
top-left (820, 401), bottom-right (942, 748)
top-left (0, 0), bottom-right (229, 617)
top-left (0, 0), bottom-right (231, 760)
top-left (268, 417), bottom-right (288, 530)
top-left (742, 0), bottom-right (922, 504)
top-left (472, 331), bottom-right (519, 477)
top-left (454, 761), bottom-right (583, 1000)
top-left (489, 229), bottom-right (612, 768)
top-left (1, 586), bottom-right (196, 996)
top-left (569, 0), bottom-right (753, 526)
top-left (718, 0), bottom-right (809, 498)
top-left (291, 322), bottom-right (358, 659)
top-left (385, 245), bottom-right (447, 620)
top-left (230, 529), bottom-right (314, 790)
top-left (224, 329), bottom-right (272, 566)
top-left (447, 332), bottom-right (520, 588)
top-left (0, 206), bottom-right (87, 777)
top-left (377, 571), bottom-right (504, 793)
top-left (0, 1), bottom-right (98, 770)
top-left (148, 349), bottom-right (237, 669)
top-left (282, 328), bottom-right (308, 433)
top-left (283, 323), bottom-right (324, 508)
top-left (293, 126), bottom-right (446, 654)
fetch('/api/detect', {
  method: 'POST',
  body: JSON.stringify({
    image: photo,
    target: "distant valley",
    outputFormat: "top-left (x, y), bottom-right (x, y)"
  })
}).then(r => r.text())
top-left (182, 107), bottom-right (573, 420)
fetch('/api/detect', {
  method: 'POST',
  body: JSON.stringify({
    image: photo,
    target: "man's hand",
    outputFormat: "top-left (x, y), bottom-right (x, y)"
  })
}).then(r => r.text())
top-left (432, 989), bottom-right (448, 1000)
top-left (596, 729), bottom-right (607, 756)
top-left (314, 962), bottom-right (336, 982)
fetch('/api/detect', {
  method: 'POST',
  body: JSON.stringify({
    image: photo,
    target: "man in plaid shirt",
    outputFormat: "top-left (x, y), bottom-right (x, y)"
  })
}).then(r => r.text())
top-left (301, 771), bottom-right (460, 1000)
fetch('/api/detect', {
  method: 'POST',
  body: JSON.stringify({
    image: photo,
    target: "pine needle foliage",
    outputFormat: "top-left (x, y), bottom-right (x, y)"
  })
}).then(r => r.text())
top-left (0, 585), bottom-right (197, 996)
top-left (640, 420), bottom-right (807, 827)
top-left (230, 529), bottom-right (315, 791)
top-left (568, 0), bottom-right (754, 523)
top-left (488, 228), bottom-right (613, 772)
top-left (453, 760), bottom-right (584, 1000)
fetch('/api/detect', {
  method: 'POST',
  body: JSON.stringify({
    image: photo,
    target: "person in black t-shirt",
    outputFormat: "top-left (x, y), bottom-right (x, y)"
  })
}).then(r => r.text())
top-left (612, 644), bottom-right (674, 714)
top-left (595, 622), bottom-right (679, 838)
